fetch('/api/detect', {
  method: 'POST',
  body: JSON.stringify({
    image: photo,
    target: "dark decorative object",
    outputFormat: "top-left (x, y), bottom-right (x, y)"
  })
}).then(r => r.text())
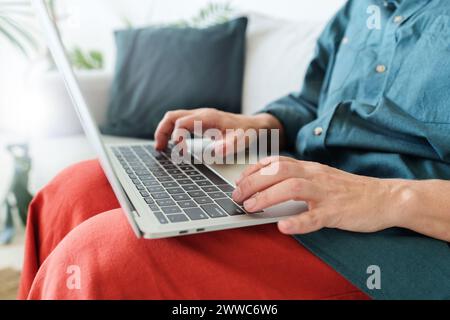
top-left (0, 144), bottom-right (33, 245)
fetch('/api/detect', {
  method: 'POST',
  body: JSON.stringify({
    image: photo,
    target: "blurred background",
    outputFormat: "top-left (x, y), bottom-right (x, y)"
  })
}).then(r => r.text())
top-left (0, 0), bottom-right (345, 299)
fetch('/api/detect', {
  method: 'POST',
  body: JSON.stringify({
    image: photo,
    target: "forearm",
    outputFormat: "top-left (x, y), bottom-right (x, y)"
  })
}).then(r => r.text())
top-left (389, 179), bottom-right (450, 242)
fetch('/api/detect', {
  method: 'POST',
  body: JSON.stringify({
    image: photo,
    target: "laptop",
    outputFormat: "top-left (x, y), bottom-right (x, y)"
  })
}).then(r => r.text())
top-left (34, 0), bottom-right (307, 239)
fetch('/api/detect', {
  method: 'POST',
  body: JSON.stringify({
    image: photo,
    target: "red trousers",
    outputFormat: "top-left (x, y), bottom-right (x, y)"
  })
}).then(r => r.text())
top-left (18, 160), bottom-right (368, 300)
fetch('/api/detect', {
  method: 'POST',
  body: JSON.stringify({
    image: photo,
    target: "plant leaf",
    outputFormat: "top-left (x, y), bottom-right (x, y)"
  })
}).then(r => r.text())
top-left (0, 15), bottom-right (38, 50)
top-left (69, 47), bottom-right (104, 70)
top-left (88, 50), bottom-right (103, 69)
top-left (0, 24), bottom-right (29, 57)
top-left (71, 47), bottom-right (93, 69)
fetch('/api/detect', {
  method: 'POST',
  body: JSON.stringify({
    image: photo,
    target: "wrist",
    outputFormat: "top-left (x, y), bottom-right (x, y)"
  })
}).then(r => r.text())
top-left (385, 179), bottom-right (421, 229)
top-left (250, 113), bottom-right (284, 131)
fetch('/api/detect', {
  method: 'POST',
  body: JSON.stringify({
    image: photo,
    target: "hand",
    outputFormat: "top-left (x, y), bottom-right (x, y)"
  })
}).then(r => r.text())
top-left (154, 108), bottom-right (284, 154)
top-left (233, 156), bottom-right (405, 235)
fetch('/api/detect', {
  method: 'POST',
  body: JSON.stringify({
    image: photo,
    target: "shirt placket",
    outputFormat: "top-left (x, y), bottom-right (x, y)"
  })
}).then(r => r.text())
top-left (382, 0), bottom-right (431, 96)
top-left (375, 8), bottom-right (399, 102)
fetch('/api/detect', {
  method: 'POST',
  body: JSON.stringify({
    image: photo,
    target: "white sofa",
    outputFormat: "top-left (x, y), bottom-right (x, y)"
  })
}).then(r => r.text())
top-left (29, 13), bottom-right (326, 194)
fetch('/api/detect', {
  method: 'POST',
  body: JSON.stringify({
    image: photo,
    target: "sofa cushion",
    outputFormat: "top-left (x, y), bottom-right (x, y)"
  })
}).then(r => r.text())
top-left (242, 13), bottom-right (325, 115)
top-left (102, 17), bottom-right (248, 139)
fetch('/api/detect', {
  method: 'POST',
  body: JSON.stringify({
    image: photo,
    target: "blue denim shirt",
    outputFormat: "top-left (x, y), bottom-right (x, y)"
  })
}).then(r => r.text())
top-left (263, 0), bottom-right (450, 180)
top-left (262, 0), bottom-right (450, 299)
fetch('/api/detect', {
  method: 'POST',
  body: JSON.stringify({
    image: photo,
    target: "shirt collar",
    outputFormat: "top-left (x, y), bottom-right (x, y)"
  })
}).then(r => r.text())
top-left (382, 0), bottom-right (402, 9)
top-left (380, 0), bottom-right (432, 10)
top-left (379, 0), bottom-right (431, 21)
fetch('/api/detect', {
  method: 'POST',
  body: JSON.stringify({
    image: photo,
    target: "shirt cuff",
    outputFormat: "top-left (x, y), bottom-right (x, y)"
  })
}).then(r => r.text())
top-left (258, 95), bottom-right (316, 150)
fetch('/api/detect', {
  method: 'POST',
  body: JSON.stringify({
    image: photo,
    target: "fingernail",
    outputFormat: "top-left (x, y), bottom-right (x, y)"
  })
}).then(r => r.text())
top-left (243, 198), bottom-right (257, 210)
top-left (278, 220), bottom-right (294, 233)
top-left (232, 187), bottom-right (241, 200)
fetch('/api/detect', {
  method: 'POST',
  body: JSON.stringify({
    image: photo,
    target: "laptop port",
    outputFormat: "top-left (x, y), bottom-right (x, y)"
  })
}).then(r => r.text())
top-left (179, 230), bottom-right (188, 235)
top-left (196, 228), bottom-right (205, 232)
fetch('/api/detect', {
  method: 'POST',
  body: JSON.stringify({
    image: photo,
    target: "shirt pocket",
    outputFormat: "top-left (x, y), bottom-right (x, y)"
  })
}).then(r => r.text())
top-left (327, 28), bottom-right (370, 94)
top-left (386, 16), bottom-right (450, 124)
top-left (328, 44), bottom-right (361, 94)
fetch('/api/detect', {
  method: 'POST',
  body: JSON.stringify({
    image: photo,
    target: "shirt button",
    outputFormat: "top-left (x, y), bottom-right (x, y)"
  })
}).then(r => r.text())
top-left (376, 64), bottom-right (387, 73)
top-left (342, 37), bottom-right (349, 45)
top-left (394, 16), bottom-right (404, 24)
top-left (314, 127), bottom-right (323, 136)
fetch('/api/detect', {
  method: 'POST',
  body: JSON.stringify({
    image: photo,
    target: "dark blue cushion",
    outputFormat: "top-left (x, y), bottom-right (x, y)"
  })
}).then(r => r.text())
top-left (102, 17), bottom-right (248, 138)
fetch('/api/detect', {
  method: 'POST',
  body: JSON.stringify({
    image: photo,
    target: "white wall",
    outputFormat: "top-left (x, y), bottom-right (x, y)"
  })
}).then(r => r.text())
top-left (0, 43), bottom-right (34, 134)
top-left (58, 0), bottom-right (345, 70)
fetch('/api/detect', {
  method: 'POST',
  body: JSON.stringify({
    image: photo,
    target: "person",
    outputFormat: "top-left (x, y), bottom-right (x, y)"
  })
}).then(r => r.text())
top-left (19, 0), bottom-right (450, 299)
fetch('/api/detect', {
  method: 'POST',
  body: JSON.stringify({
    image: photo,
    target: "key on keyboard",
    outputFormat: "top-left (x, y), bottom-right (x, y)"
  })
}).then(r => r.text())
top-left (167, 214), bottom-right (189, 223)
top-left (161, 206), bottom-right (182, 214)
top-left (167, 187), bottom-right (185, 195)
top-left (201, 204), bottom-right (228, 218)
top-left (194, 197), bottom-right (214, 205)
top-left (215, 198), bottom-right (246, 216)
top-left (157, 199), bottom-right (176, 207)
top-left (183, 185), bottom-right (200, 192)
top-left (178, 200), bottom-right (197, 209)
top-left (184, 208), bottom-right (209, 220)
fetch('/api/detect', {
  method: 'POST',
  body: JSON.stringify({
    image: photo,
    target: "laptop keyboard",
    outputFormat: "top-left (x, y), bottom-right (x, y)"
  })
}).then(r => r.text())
top-left (112, 145), bottom-right (248, 225)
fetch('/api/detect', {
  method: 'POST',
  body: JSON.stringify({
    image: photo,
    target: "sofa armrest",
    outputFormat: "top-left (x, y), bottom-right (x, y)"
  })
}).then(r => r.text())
top-left (78, 71), bottom-right (112, 127)
top-left (32, 71), bottom-right (112, 137)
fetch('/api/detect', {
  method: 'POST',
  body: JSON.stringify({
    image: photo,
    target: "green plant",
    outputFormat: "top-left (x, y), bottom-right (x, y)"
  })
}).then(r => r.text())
top-left (70, 47), bottom-right (104, 70)
top-left (172, 2), bottom-right (234, 28)
top-left (0, 0), bottom-right (39, 58)
top-left (0, 0), bottom-right (105, 70)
